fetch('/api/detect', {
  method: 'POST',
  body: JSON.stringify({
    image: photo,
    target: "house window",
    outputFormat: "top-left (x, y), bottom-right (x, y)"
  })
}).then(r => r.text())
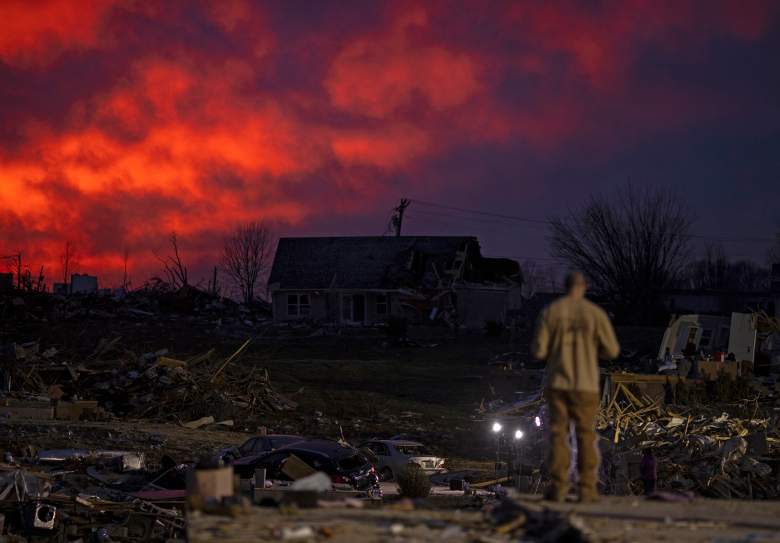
top-left (376, 294), bottom-right (389, 315)
top-left (287, 294), bottom-right (311, 316)
top-left (700, 329), bottom-right (713, 347)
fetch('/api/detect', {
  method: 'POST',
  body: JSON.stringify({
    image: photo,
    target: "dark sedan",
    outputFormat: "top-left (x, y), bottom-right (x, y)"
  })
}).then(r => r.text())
top-left (217, 434), bottom-right (304, 464)
top-left (232, 439), bottom-right (380, 491)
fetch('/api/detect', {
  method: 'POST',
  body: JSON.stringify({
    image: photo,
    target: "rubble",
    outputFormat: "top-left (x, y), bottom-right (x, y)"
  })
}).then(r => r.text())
top-left (599, 378), bottom-right (780, 499)
top-left (0, 333), bottom-right (296, 426)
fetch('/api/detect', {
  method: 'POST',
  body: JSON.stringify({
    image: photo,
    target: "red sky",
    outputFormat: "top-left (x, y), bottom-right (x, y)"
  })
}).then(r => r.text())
top-left (1, 0), bottom-right (779, 289)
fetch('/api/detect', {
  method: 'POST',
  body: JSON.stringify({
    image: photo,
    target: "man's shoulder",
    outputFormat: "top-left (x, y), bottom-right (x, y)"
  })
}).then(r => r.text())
top-left (582, 298), bottom-right (607, 314)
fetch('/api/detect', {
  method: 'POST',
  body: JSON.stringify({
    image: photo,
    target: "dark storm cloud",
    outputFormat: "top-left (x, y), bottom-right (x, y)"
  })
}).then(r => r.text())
top-left (1, 0), bottom-right (779, 286)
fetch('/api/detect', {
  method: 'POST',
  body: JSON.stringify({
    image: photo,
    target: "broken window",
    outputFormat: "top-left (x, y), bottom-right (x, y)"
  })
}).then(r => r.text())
top-left (287, 294), bottom-right (311, 317)
top-left (376, 294), bottom-right (388, 315)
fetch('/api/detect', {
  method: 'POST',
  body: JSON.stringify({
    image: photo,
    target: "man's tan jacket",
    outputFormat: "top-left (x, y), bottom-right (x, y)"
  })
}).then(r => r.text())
top-left (532, 296), bottom-right (620, 393)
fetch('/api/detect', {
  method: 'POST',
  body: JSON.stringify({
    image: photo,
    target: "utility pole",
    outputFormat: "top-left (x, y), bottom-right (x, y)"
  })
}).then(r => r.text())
top-left (392, 198), bottom-right (410, 237)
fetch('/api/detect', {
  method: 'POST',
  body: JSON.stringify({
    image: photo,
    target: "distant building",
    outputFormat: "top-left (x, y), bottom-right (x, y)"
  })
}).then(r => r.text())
top-left (267, 236), bottom-right (523, 327)
top-left (660, 289), bottom-right (778, 318)
top-left (70, 274), bottom-right (98, 294)
top-left (52, 283), bottom-right (68, 295)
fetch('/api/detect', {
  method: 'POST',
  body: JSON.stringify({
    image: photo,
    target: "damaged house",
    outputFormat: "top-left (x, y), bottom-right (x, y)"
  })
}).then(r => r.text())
top-left (267, 236), bottom-right (522, 328)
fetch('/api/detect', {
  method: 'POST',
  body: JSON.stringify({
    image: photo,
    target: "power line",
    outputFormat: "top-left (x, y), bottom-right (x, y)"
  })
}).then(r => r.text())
top-left (408, 198), bottom-right (777, 244)
top-left (404, 211), bottom-right (547, 235)
top-left (411, 198), bottom-right (548, 225)
top-left (408, 208), bottom-right (549, 230)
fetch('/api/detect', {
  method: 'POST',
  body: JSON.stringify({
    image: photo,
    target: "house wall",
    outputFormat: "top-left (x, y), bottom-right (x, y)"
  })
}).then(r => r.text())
top-left (271, 291), bottom-right (328, 322)
top-left (70, 274), bottom-right (98, 294)
top-left (657, 314), bottom-right (731, 359)
top-left (271, 290), bottom-right (398, 324)
top-left (454, 286), bottom-right (512, 328)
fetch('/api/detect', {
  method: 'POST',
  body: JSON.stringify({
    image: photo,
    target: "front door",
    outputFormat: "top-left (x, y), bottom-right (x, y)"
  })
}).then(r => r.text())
top-left (353, 294), bottom-right (365, 322)
top-left (342, 294), bottom-right (353, 322)
top-left (341, 294), bottom-right (366, 324)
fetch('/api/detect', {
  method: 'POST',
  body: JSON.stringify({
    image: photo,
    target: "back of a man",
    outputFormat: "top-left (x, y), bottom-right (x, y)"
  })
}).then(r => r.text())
top-left (533, 272), bottom-right (620, 502)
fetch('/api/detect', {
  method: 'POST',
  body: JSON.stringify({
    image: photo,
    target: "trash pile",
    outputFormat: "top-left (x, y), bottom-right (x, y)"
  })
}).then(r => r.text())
top-left (0, 449), bottom-right (186, 542)
top-left (487, 492), bottom-right (594, 542)
top-left (600, 382), bottom-right (780, 499)
top-left (0, 337), bottom-right (297, 425)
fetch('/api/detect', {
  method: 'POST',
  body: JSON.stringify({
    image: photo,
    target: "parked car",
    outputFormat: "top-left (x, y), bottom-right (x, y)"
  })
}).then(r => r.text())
top-left (217, 434), bottom-right (304, 464)
top-left (358, 439), bottom-right (445, 481)
top-left (232, 439), bottom-right (380, 492)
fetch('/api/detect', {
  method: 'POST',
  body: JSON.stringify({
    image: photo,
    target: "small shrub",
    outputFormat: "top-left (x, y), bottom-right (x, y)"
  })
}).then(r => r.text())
top-left (396, 463), bottom-right (431, 498)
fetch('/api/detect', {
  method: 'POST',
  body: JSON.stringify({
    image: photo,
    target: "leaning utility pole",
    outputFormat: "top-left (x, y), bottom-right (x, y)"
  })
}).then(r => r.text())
top-left (392, 198), bottom-right (410, 237)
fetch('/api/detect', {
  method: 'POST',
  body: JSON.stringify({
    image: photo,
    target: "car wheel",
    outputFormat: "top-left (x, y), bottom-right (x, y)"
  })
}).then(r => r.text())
top-left (380, 467), bottom-right (394, 482)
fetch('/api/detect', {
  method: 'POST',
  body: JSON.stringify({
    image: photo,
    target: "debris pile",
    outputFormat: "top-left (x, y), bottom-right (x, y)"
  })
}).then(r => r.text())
top-left (0, 285), bottom-right (272, 334)
top-left (600, 382), bottom-right (780, 499)
top-left (0, 337), bottom-right (297, 425)
top-left (0, 451), bottom-right (186, 542)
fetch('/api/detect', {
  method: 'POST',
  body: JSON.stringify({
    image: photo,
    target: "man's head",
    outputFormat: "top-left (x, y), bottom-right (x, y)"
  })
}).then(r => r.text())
top-left (564, 271), bottom-right (587, 298)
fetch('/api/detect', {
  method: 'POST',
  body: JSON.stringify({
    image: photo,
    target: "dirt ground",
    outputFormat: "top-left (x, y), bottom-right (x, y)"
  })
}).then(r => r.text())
top-left (187, 493), bottom-right (780, 542)
top-left (6, 309), bottom-right (780, 542)
top-left (2, 313), bottom-right (665, 466)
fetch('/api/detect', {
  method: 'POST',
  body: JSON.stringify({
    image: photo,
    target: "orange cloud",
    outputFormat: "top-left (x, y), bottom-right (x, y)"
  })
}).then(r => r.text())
top-left (326, 7), bottom-right (482, 117)
top-left (0, 0), bottom-right (777, 288)
top-left (0, 0), bottom-right (115, 67)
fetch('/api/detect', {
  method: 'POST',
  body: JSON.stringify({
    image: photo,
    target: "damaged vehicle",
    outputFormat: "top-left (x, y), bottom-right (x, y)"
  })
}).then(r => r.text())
top-left (232, 439), bottom-right (380, 492)
top-left (216, 434), bottom-right (304, 464)
top-left (359, 439), bottom-right (445, 481)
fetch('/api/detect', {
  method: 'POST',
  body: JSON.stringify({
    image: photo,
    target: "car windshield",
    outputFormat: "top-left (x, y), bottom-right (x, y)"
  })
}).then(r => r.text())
top-left (269, 436), bottom-right (301, 449)
top-left (395, 444), bottom-right (432, 456)
top-left (338, 454), bottom-right (367, 471)
top-left (238, 439), bottom-right (255, 454)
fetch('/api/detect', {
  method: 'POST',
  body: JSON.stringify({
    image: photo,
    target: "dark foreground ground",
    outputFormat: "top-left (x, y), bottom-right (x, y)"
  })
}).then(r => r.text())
top-left (5, 303), bottom-right (779, 542)
top-left (188, 492), bottom-right (780, 543)
top-left (3, 310), bottom-right (665, 466)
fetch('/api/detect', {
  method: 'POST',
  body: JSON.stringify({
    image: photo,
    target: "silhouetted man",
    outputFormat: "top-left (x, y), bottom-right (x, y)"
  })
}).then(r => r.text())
top-left (533, 271), bottom-right (620, 502)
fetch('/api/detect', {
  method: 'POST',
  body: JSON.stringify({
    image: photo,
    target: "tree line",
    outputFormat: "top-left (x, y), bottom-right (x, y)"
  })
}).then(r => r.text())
top-left (549, 185), bottom-right (780, 324)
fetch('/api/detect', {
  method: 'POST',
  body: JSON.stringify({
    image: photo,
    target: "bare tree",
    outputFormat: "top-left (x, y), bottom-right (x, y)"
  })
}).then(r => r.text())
top-left (687, 245), bottom-right (769, 291)
top-left (222, 222), bottom-right (272, 304)
top-left (550, 185), bottom-right (691, 323)
top-left (686, 245), bottom-right (729, 289)
top-left (60, 241), bottom-right (77, 283)
top-left (122, 248), bottom-right (131, 290)
top-left (154, 232), bottom-right (188, 289)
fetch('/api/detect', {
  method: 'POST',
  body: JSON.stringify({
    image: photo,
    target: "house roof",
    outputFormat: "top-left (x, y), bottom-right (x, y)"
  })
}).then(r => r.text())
top-left (267, 236), bottom-right (480, 290)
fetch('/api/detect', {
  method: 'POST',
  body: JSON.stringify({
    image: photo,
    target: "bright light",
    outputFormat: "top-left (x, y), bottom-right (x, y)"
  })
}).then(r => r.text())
top-left (492, 422), bottom-right (502, 433)
top-left (514, 429), bottom-right (524, 440)
top-left (534, 416), bottom-right (541, 427)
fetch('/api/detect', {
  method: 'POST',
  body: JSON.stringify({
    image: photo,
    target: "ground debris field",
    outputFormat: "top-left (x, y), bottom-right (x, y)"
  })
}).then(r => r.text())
top-left (1, 290), bottom-right (779, 542)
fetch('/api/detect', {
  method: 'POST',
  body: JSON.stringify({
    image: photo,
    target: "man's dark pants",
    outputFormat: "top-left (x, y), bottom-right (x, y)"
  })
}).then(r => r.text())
top-left (546, 388), bottom-right (600, 497)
